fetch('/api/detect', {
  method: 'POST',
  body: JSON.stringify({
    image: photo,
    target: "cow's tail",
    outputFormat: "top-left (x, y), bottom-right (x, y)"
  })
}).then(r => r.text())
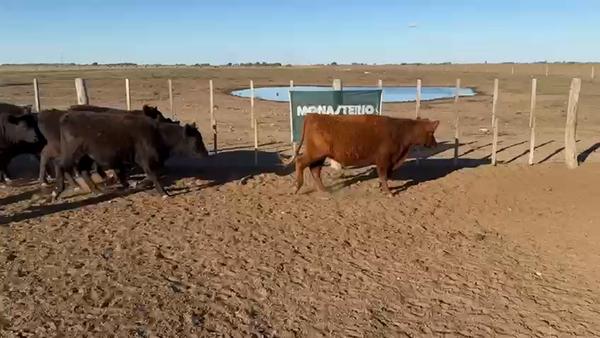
top-left (277, 117), bottom-right (307, 167)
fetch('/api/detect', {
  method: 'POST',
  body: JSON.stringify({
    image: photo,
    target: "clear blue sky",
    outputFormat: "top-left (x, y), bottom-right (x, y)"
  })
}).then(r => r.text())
top-left (1, 0), bottom-right (598, 65)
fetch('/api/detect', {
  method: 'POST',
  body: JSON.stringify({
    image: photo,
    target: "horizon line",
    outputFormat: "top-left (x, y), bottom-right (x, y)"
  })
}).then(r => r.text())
top-left (1, 61), bottom-right (598, 67)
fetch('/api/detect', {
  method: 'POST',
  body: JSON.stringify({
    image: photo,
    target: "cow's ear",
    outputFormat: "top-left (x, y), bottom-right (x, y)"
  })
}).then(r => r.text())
top-left (430, 120), bottom-right (440, 130)
top-left (184, 124), bottom-right (192, 136)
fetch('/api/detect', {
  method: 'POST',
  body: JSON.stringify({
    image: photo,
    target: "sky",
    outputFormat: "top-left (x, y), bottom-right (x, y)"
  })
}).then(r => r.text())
top-left (0, 0), bottom-right (598, 65)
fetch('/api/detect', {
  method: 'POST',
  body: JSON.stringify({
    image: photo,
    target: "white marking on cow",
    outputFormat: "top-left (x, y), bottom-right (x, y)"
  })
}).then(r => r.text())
top-left (329, 159), bottom-right (342, 171)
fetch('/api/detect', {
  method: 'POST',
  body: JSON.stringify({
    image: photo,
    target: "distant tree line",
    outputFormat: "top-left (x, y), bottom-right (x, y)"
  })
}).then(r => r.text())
top-left (1, 61), bottom-right (596, 67)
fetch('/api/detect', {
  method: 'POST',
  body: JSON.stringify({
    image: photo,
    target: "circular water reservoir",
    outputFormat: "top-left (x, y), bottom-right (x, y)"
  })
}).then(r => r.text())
top-left (231, 86), bottom-right (476, 103)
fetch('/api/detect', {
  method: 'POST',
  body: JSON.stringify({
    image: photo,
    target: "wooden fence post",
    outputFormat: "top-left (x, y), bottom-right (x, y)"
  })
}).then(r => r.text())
top-left (528, 78), bottom-right (537, 165)
top-left (415, 79), bottom-right (422, 166)
top-left (378, 79), bottom-right (384, 115)
top-left (168, 79), bottom-right (174, 119)
top-left (210, 80), bottom-right (217, 155)
top-left (250, 80), bottom-right (255, 128)
top-left (592, 66), bottom-right (595, 80)
top-left (290, 80), bottom-right (297, 154)
top-left (492, 117), bottom-right (499, 165)
top-left (565, 78), bottom-right (582, 169)
top-left (491, 79), bottom-right (498, 128)
top-left (545, 64), bottom-right (549, 76)
top-left (75, 78), bottom-right (89, 105)
top-left (33, 79), bottom-right (41, 112)
top-left (330, 79), bottom-right (344, 170)
top-left (125, 78), bottom-right (131, 110)
top-left (453, 79), bottom-right (460, 165)
top-left (333, 79), bottom-right (342, 90)
top-left (511, 66), bottom-right (514, 75)
top-left (415, 79), bottom-right (421, 119)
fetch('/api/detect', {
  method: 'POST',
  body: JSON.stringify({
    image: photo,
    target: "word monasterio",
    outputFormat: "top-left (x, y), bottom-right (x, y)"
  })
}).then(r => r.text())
top-left (296, 105), bottom-right (379, 116)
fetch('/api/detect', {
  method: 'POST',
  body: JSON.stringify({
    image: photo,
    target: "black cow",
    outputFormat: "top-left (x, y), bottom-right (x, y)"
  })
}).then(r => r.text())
top-left (37, 109), bottom-right (100, 189)
top-left (69, 104), bottom-right (174, 122)
top-left (38, 105), bottom-right (177, 187)
top-left (0, 111), bottom-right (44, 184)
top-left (51, 111), bottom-right (209, 201)
top-left (0, 102), bottom-right (33, 115)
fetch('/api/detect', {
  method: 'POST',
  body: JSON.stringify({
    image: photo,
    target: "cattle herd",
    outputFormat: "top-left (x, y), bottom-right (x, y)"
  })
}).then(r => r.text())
top-left (0, 102), bottom-right (209, 201)
top-left (0, 101), bottom-right (440, 203)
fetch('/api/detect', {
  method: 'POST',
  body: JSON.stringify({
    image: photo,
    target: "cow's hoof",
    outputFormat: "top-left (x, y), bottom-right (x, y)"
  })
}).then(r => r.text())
top-left (50, 191), bottom-right (58, 203)
top-left (129, 182), bottom-right (138, 189)
top-left (41, 182), bottom-right (48, 187)
top-left (161, 195), bottom-right (169, 200)
top-left (73, 187), bottom-right (81, 192)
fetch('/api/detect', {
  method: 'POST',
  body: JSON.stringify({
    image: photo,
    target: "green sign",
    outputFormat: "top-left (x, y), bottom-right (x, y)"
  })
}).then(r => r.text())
top-left (288, 89), bottom-right (383, 143)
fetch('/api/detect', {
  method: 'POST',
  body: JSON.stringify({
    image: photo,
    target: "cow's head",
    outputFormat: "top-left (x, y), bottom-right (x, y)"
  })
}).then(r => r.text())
top-left (418, 119), bottom-right (440, 148)
top-left (181, 123), bottom-right (210, 158)
top-left (22, 105), bottom-right (33, 114)
top-left (142, 105), bottom-right (167, 121)
top-left (6, 114), bottom-right (39, 143)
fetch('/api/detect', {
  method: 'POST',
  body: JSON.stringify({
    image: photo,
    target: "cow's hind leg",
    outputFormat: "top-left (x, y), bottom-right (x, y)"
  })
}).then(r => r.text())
top-left (115, 165), bottom-right (130, 190)
top-left (0, 170), bottom-right (7, 187)
top-left (0, 171), bottom-right (11, 186)
top-left (38, 148), bottom-right (51, 186)
top-left (52, 148), bottom-right (82, 201)
top-left (374, 157), bottom-right (394, 196)
top-left (294, 154), bottom-right (311, 194)
top-left (0, 153), bottom-right (11, 185)
top-left (52, 160), bottom-right (71, 201)
top-left (139, 161), bottom-right (168, 198)
top-left (309, 159), bottom-right (327, 192)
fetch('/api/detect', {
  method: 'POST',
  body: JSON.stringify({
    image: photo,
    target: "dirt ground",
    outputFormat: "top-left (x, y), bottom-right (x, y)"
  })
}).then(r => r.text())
top-left (2, 64), bottom-right (600, 337)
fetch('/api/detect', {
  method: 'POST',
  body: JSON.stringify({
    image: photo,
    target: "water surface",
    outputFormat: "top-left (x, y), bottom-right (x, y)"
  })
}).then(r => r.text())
top-left (231, 86), bottom-right (476, 103)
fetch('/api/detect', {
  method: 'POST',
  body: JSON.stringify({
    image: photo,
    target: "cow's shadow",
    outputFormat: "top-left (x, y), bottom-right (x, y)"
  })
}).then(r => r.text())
top-left (2, 142), bottom-right (480, 224)
top-left (0, 188), bottom-right (143, 225)
top-left (1, 149), bottom-right (292, 224)
top-left (327, 157), bottom-right (488, 194)
top-left (155, 150), bottom-right (295, 195)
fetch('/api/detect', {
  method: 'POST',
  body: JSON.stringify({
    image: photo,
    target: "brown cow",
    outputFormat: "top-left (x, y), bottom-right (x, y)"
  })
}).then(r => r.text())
top-left (280, 114), bottom-right (440, 195)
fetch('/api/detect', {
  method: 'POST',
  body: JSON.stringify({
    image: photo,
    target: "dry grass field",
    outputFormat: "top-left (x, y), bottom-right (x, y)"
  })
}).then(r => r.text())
top-left (2, 64), bottom-right (600, 337)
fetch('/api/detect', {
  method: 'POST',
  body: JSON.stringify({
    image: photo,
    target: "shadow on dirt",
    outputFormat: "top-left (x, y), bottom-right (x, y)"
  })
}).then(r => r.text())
top-left (578, 142), bottom-right (600, 163)
top-left (329, 158), bottom-right (488, 194)
top-left (1, 141), bottom-right (486, 223)
top-left (504, 140), bottom-right (556, 164)
top-left (0, 188), bottom-right (39, 207)
top-left (1, 150), bottom-right (289, 224)
top-left (480, 140), bottom-right (528, 160)
top-left (0, 188), bottom-right (145, 225)
top-left (538, 140), bottom-right (581, 164)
